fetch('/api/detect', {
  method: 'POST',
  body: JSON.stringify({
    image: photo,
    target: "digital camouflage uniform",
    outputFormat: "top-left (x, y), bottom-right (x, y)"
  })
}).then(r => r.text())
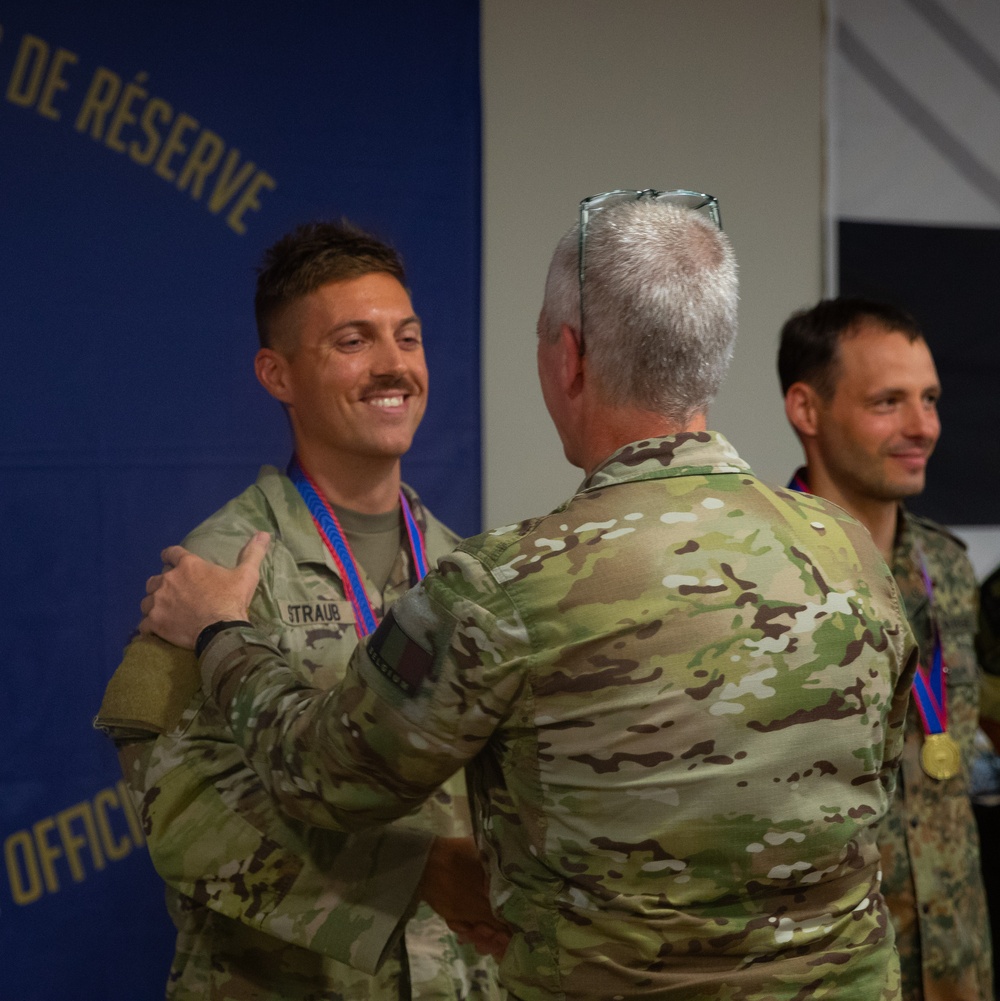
top-left (883, 510), bottom-right (993, 1001)
top-left (200, 434), bottom-right (916, 1001)
top-left (97, 466), bottom-right (501, 1001)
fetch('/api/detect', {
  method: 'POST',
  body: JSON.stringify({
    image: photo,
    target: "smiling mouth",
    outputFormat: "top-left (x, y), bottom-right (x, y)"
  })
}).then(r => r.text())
top-left (366, 395), bottom-right (406, 408)
top-left (890, 452), bottom-right (929, 469)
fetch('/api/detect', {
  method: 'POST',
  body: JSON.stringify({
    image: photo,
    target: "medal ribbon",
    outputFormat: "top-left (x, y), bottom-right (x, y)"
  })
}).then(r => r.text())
top-left (910, 553), bottom-right (947, 736)
top-left (788, 469), bottom-right (948, 738)
top-left (788, 469), bottom-right (811, 494)
top-left (401, 489), bottom-right (429, 580)
top-left (288, 457), bottom-right (428, 640)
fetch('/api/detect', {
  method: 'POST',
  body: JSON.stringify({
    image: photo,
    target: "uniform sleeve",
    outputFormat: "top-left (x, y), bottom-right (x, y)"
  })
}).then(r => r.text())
top-left (882, 623), bottom-right (919, 783)
top-left (103, 515), bottom-right (444, 975)
top-left (124, 689), bottom-right (434, 974)
top-left (837, 510), bottom-right (918, 796)
top-left (202, 549), bottom-right (532, 832)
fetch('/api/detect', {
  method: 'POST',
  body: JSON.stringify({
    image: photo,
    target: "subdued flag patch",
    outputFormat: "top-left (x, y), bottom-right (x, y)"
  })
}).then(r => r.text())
top-left (366, 610), bottom-right (435, 696)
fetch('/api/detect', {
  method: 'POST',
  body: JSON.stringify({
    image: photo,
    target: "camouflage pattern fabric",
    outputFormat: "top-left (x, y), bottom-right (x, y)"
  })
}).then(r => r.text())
top-left (103, 466), bottom-right (502, 1001)
top-left (881, 511), bottom-right (993, 1001)
top-left (203, 434), bottom-right (916, 1001)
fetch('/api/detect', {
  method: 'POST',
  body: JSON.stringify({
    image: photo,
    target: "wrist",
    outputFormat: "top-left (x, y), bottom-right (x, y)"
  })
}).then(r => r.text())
top-left (195, 619), bottom-right (253, 657)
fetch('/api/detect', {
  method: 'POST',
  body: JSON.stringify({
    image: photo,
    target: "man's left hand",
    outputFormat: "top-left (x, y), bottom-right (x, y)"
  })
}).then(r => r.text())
top-left (138, 531), bottom-right (270, 649)
top-left (419, 836), bottom-right (511, 961)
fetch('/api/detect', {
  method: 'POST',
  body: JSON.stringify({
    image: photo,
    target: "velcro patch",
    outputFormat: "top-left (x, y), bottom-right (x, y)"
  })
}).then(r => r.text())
top-left (278, 600), bottom-right (355, 626)
top-left (366, 609), bottom-right (434, 696)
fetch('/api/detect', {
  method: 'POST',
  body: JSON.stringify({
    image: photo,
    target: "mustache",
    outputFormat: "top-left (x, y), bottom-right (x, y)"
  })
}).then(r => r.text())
top-left (360, 376), bottom-right (420, 396)
top-left (885, 440), bottom-right (935, 456)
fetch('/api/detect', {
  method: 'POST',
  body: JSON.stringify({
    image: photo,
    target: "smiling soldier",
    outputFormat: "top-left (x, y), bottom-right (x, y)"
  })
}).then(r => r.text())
top-left (779, 297), bottom-right (994, 1001)
top-left (95, 220), bottom-right (504, 1001)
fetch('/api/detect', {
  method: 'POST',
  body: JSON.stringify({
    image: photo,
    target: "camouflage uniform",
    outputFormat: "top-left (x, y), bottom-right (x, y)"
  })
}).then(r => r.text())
top-left (97, 466), bottom-right (501, 1001)
top-left (202, 434), bottom-right (916, 1001)
top-left (883, 510), bottom-right (993, 1001)
top-left (790, 468), bottom-right (993, 1000)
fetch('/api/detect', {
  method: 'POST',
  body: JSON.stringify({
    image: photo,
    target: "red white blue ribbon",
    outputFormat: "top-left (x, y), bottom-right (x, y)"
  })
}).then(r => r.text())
top-left (910, 553), bottom-right (947, 735)
top-left (288, 457), bottom-right (428, 639)
top-left (788, 468), bottom-right (811, 494)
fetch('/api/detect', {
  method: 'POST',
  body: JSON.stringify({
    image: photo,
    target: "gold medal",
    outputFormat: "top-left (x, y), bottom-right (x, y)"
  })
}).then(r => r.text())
top-left (920, 732), bottom-right (961, 781)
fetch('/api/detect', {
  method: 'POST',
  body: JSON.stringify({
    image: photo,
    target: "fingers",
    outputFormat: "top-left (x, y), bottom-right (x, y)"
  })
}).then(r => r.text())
top-left (137, 532), bottom-right (265, 649)
top-left (159, 544), bottom-right (191, 567)
top-left (451, 921), bottom-right (510, 961)
top-left (237, 531), bottom-right (270, 574)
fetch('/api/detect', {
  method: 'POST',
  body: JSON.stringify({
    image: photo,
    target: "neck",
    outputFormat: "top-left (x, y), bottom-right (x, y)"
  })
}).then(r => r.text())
top-left (294, 442), bottom-right (402, 514)
top-left (805, 465), bottom-right (899, 561)
top-left (580, 408), bottom-right (707, 475)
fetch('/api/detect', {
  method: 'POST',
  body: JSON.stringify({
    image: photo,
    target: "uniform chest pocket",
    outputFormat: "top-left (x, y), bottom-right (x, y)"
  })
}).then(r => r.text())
top-left (942, 626), bottom-right (979, 705)
top-left (938, 612), bottom-right (977, 680)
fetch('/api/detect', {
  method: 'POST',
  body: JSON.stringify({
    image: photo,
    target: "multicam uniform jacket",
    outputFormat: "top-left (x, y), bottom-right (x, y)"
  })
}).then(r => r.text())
top-left (883, 510), bottom-right (993, 1001)
top-left (98, 466), bottom-right (500, 1001)
top-left (201, 434), bottom-right (916, 1001)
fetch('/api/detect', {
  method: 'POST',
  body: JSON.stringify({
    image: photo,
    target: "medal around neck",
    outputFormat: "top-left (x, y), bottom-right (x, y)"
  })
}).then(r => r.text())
top-left (909, 562), bottom-right (957, 782)
top-left (287, 456), bottom-right (428, 641)
top-left (920, 731), bottom-right (961, 781)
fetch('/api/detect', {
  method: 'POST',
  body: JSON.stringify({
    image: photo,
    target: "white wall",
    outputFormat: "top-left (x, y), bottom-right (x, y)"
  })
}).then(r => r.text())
top-left (481, 0), bottom-right (826, 527)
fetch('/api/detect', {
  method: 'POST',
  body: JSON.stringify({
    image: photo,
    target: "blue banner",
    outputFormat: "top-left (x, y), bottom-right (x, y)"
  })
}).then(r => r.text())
top-left (0, 3), bottom-right (481, 997)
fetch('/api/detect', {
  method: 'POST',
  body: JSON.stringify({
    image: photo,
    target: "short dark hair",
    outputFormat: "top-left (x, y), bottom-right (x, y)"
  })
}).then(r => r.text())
top-left (777, 297), bottom-right (923, 398)
top-left (254, 219), bottom-right (406, 349)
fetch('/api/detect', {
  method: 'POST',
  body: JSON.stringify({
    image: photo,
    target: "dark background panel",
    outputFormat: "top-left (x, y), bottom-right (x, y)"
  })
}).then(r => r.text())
top-left (839, 219), bottom-right (1000, 526)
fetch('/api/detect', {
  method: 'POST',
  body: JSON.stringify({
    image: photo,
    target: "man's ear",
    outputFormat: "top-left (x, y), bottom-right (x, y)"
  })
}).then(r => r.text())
top-left (784, 382), bottom-right (821, 438)
top-left (254, 348), bottom-right (293, 404)
top-left (558, 324), bottom-right (586, 399)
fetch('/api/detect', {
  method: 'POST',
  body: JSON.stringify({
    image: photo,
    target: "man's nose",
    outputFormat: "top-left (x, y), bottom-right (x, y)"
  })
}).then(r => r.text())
top-left (371, 335), bottom-right (406, 375)
top-left (903, 401), bottom-right (940, 440)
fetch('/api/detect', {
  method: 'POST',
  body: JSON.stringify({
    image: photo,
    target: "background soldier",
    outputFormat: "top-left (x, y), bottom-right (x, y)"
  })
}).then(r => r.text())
top-left (779, 296), bottom-right (994, 1001)
top-left (139, 194), bottom-right (916, 1000)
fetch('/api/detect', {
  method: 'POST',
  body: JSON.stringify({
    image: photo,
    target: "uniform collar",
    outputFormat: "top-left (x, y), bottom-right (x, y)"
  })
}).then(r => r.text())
top-left (253, 465), bottom-right (426, 576)
top-left (582, 431), bottom-right (751, 493)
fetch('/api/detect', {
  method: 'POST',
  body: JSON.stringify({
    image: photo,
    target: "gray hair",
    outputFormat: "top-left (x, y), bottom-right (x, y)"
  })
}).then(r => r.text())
top-left (541, 200), bottom-right (739, 421)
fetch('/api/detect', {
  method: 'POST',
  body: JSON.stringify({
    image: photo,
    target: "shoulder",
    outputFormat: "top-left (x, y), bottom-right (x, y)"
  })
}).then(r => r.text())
top-left (413, 517), bottom-right (548, 617)
top-left (764, 478), bottom-right (865, 528)
top-left (901, 510), bottom-right (976, 587)
top-left (400, 484), bottom-right (463, 558)
top-left (778, 486), bottom-right (886, 553)
top-left (729, 478), bottom-right (887, 566)
top-left (900, 509), bottom-right (977, 601)
top-left (453, 512), bottom-right (555, 573)
top-left (421, 506), bottom-right (462, 556)
top-left (904, 509), bottom-right (969, 554)
top-left (182, 466), bottom-right (284, 566)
